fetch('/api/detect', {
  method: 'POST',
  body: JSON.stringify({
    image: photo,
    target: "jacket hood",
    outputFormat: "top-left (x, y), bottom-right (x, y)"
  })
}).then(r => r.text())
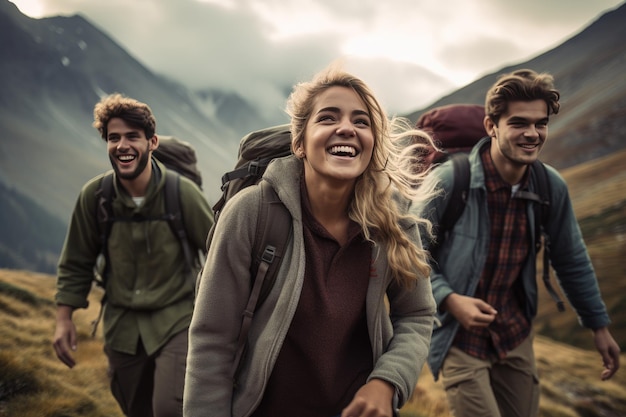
top-left (263, 155), bottom-right (304, 221)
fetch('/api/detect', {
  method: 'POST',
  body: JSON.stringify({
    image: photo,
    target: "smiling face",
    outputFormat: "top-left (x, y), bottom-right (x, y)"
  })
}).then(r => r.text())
top-left (486, 99), bottom-right (549, 175)
top-left (106, 117), bottom-right (156, 181)
top-left (299, 86), bottom-right (374, 188)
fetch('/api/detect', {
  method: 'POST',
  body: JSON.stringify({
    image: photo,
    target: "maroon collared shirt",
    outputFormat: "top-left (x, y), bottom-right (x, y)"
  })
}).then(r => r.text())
top-left (252, 180), bottom-right (373, 417)
top-left (453, 147), bottom-right (531, 360)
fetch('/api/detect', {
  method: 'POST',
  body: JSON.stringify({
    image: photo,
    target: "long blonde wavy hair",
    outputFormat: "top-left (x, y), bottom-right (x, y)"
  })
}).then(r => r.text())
top-left (287, 64), bottom-right (439, 288)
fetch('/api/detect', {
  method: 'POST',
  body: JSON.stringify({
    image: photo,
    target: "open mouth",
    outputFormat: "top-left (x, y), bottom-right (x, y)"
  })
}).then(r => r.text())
top-left (328, 145), bottom-right (358, 157)
top-left (117, 154), bottom-right (137, 162)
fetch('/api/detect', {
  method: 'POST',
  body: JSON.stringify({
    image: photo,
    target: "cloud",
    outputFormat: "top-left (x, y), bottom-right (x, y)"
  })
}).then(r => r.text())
top-left (340, 57), bottom-right (454, 116)
top-left (437, 35), bottom-right (528, 77)
top-left (17, 0), bottom-right (626, 114)
top-left (60, 1), bottom-right (346, 117)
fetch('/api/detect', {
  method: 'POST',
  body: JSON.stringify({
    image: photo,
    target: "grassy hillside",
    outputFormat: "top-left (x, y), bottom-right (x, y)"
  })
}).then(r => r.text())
top-left (1, 268), bottom-right (625, 417)
top-left (0, 269), bottom-right (123, 417)
top-left (533, 149), bottom-right (626, 350)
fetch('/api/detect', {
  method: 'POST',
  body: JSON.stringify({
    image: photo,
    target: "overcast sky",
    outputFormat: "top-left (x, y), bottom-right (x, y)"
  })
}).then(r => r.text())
top-left (10, 0), bottom-right (625, 116)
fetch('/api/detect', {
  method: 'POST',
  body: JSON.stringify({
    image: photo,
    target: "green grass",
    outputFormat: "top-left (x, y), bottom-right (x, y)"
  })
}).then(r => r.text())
top-left (0, 269), bottom-right (123, 417)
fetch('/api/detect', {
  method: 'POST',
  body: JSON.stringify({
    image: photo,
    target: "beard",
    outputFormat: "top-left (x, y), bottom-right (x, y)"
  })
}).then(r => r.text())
top-left (109, 149), bottom-right (151, 181)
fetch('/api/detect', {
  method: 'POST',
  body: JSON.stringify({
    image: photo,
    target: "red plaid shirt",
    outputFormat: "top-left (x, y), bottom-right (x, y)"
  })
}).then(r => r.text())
top-left (454, 147), bottom-right (531, 360)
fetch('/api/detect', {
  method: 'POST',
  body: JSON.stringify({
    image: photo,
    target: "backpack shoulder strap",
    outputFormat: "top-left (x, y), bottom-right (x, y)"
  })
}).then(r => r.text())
top-left (513, 161), bottom-right (564, 312)
top-left (95, 172), bottom-right (115, 282)
top-left (221, 157), bottom-right (274, 186)
top-left (513, 160), bottom-right (548, 206)
top-left (529, 160), bottom-right (551, 223)
top-left (252, 180), bottom-right (292, 302)
top-left (163, 170), bottom-right (195, 273)
top-left (531, 161), bottom-right (565, 312)
top-left (440, 153), bottom-right (471, 231)
top-left (91, 172), bottom-right (115, 337)
top-left (232, 180), bottom-right (292, 380)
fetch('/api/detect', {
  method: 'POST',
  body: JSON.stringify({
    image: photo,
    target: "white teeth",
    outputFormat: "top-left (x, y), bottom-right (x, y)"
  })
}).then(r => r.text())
top-left (119, 155), bottom-right (135, 161)
top-left (328, 145), bottom-right (356, 156)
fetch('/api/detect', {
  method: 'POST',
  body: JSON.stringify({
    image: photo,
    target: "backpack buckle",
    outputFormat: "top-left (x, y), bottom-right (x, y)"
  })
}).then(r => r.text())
top-left (248, 160), bottom-right (261, 176)
top-left (261, 245), bottom-right (276, 264)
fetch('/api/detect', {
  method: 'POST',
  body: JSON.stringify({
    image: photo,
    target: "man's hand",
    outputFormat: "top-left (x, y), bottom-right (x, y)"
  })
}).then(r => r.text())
top-left (592, 327), bottom-right (621, 381)
top-left (340, 379), bottom-right (394, 417)
top-left (52, 305), bottom-right (78, 368)
top-left (443, 293), bottom-right (497, 331)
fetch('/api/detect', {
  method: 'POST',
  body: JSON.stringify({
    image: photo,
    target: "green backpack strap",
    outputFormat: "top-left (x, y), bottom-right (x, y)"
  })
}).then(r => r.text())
top-left (232, 180), bottom-right (292, 382)
top-left (163, 170), bottom-right (195, 273)
top-left (95, 172), bottom-right (115, 285)
top-left (91, 172), bottom-right (115, 336)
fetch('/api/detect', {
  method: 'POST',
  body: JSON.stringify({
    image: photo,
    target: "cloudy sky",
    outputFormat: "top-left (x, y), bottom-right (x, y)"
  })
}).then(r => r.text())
top-left (10, 0), bottom-right (625, 116)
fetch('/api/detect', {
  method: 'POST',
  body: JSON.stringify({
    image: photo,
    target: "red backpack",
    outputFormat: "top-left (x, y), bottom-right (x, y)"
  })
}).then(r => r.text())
top-left (416, 103), bottom-right (487, 163)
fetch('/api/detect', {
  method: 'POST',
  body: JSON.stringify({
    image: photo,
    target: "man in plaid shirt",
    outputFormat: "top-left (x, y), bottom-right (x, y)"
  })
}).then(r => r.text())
top-left (418, 69), bottom-right (620, 417)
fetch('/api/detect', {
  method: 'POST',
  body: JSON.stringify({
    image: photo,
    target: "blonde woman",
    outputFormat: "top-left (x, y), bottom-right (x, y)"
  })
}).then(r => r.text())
top-left (184, 65), bottom-right (438, 417)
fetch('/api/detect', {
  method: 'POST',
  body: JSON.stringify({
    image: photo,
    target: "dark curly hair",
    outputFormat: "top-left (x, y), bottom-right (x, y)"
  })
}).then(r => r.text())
top-left (93, 93), bottom-right (156, 141)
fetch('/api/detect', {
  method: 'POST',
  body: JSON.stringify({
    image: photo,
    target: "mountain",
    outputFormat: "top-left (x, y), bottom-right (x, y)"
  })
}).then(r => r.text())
top-left (0, 181), bottom-right (66, 274)
top-left (195, 88), bottom-right (288, 139)
top-left (0, 0), bottom-right (271, 224)
top-left (405, 3), bottom-right (626, 171)
top-left (1, 0), bottom-right (625, 278)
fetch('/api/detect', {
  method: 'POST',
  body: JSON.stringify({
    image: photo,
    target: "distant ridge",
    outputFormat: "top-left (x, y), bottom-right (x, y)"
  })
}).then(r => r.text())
top-left (405, 2), bottom-right (626, 171)
top-left (0, 181), bottom-right (66, 274)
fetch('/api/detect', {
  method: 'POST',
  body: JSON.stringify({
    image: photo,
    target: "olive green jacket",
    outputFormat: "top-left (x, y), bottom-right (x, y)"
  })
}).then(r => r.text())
top-left (56, 159), bottom-right (213, 355)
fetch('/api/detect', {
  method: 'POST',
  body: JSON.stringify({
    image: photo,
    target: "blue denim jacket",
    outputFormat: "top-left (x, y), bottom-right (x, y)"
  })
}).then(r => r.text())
top-left (416, 137), bottom-right (610, 380)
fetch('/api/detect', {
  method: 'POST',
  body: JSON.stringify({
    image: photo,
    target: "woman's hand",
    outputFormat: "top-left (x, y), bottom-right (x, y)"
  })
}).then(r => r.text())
top-left (340, 378), bottom-right (395, 417)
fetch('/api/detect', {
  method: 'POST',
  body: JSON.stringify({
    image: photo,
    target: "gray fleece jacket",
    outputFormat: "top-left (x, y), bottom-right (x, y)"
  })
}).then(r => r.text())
top-left (184, 155), bottom-right (436, 417)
